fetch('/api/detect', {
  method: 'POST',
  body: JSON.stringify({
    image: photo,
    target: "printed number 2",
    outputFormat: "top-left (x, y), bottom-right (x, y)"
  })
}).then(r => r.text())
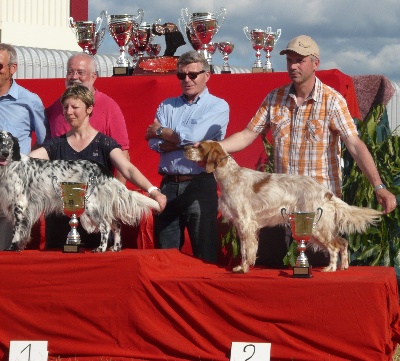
top-left (243, 344), bottom-right (255, 361)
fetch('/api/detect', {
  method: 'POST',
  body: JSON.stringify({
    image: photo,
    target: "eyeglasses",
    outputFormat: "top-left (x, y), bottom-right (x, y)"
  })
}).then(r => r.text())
top-left (176, 70), bottom-right (206, 80)
top-left (66, 69), bottom-right (88, 77)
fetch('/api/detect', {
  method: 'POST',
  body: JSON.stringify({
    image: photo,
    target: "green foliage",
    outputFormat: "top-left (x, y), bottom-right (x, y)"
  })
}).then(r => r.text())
top-left (342, 105), bottom-right (400, 267)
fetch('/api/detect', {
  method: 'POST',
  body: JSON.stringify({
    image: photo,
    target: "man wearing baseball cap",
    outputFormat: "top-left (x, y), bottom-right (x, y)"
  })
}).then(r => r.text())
top-left (219, 34), bottom-right (396, 268)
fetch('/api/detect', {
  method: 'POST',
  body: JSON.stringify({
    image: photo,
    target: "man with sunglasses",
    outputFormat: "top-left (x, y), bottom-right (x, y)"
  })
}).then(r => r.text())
top-left (146, 50), bottom-right (229, 264)
top-left (0, 43), bottom-right (48, 250)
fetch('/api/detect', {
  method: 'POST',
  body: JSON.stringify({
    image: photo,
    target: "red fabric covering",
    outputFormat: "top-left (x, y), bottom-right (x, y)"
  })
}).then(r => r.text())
top-left (18, 70), bottom-right (360, 252)
top-left (0, 249), bottom-right (398, 360)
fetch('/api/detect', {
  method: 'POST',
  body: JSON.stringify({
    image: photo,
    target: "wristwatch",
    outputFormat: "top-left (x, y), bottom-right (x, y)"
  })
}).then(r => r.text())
top-left (373, 184), bottom-right (386, 192)
top-left (156, 126), bottom-right (164, 138)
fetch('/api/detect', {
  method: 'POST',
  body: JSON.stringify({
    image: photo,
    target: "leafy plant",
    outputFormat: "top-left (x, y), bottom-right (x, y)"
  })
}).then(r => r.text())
top-left (342, 105), bottom-right (400, 267)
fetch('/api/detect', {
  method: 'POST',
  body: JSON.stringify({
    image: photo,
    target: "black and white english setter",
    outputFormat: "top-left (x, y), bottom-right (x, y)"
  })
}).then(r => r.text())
top-left (0, 131), bottom-right (160, 252)
top-left (184, 141), bottom-right (382, 273)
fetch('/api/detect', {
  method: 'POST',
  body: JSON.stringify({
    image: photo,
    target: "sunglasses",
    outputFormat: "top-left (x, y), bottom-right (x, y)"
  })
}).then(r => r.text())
top-left (176, 70), bottom-right (206, 80)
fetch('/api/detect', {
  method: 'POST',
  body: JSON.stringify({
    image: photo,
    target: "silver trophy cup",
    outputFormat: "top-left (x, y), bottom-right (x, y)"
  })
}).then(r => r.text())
top-left (263, 27), bottom-right (281, 72)
top-left (218, 42), bottom-right (234, 73)
top-left (107, 9), bottom-right (144, 71)
top-left (131, 20), bottom-right (161, 59)
top-left (68, 10), bottom-right (107, 55)
top-left (179, 8), bottom-right (226, 61)
top-left (281, 207), bottom-right (323, 278)
top-left (52, 176), bottom-right (96, 253)
top-left (243, 27), bottom-right (268, 71)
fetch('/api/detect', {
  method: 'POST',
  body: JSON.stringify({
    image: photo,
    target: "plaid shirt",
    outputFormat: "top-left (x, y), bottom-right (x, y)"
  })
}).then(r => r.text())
top-left (247, 77), bottom-right (358, 197)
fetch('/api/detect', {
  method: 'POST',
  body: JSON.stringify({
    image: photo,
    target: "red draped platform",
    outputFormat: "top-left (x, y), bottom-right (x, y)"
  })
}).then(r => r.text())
top-left (0, 250), bottom-right (399, 360)
top-left (5, 71), bottom-right (398, 360)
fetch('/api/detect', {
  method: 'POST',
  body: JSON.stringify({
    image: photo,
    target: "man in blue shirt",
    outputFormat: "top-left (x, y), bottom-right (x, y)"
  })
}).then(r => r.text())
top-left (146, 51), bottom-right (229, 263)
top-left (0, 43), bottom-right (48, 250)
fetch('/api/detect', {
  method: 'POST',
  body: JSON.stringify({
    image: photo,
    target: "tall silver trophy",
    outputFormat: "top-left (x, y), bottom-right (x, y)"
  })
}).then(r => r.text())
top-left (107, 9), bottom-right (144, 75)
top-left (68, 10), bottom-right (107, 55)
top-left (263, 27), bottom-right (281, 72)
top-left (52, 176), bottom-right (97, 253)
top-left (179, 7), bottom-right (226, 65)
top-left (243, 27), bottom-right (268, 72)
top-left (218, 42), bottom-right (234, 73)
top-left (281, 207), bottom-right (323, 278)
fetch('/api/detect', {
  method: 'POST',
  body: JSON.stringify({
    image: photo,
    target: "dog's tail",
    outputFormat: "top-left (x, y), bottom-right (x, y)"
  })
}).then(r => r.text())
top-left (333, 198), bottom-right (382, 234)
top-left (112, 187), bottom-right (161, 226)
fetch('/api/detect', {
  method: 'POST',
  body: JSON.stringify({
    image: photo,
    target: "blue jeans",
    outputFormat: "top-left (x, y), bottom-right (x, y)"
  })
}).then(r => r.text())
top-left (155, 175), bottom-right (218, 263)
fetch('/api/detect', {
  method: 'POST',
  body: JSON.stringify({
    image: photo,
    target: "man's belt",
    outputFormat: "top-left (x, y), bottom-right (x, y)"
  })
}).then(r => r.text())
top-left (161, 173), bottom-right (212, 183)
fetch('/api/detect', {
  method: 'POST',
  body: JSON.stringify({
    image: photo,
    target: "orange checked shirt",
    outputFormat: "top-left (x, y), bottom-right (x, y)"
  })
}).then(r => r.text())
top-left (247, 77), bottom-right (358, 197)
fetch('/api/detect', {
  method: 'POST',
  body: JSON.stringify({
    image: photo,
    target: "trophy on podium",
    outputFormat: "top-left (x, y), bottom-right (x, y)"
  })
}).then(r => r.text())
top-left (107, 9), bottom-right (144, 76)
top-left (218, 42), bottom-right (234, 73)
top-left (263, 27), bottom-right (281, 72)
top-left (52, 176), bottom-right (96, 253)
top-left (68, 10), bottom-right (107, 55)
top-left (281, 207), bottom-right (323, 278)
top-left (243, 27), bottom-right (268, 72)
top-left (179, 7), bottom-right (226, 63)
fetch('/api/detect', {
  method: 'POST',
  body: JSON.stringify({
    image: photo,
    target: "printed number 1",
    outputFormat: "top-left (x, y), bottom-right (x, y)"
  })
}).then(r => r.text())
top-left (20, 343), bottom-right (31, 361)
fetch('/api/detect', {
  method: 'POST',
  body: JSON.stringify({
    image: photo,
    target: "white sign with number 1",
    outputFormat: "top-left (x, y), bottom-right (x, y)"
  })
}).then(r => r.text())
top-left (230, 342), bottom-right (271, 361)
top-left (9, 341), bottom-right (48, 361)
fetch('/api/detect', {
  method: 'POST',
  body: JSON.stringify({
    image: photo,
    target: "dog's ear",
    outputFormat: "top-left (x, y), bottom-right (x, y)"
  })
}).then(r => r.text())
top-left (204, 142), bottom-right (223, 173)
top-left (11, 134), bottom-right (21, 161)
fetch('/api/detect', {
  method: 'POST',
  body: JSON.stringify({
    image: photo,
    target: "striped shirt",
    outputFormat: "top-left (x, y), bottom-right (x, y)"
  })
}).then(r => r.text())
top-left (247, 77), bottom-right (358, 197)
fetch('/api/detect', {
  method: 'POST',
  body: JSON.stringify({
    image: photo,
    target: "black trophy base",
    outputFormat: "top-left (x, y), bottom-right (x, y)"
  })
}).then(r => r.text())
top-left (112, 66), bottom-right (134, 76)
top-left (220, 70), bottom-right (231, 74)
top-left (293, 266), bottom-right (313, 278)
top-left (63, 243), bottom-right (85, 253)
top-left (252, 67), bottom-right (264, 73)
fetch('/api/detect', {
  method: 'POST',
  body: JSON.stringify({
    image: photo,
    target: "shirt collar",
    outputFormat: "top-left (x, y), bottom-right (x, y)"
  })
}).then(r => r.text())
top-left (181, 87), bottom-right (209, 104)
top-left (5, 79), bottom-right (18, 99)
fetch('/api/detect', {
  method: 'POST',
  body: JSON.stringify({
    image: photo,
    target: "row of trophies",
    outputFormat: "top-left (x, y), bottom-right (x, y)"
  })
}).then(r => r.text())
top-left (68, 7), bottom-right (281, 75)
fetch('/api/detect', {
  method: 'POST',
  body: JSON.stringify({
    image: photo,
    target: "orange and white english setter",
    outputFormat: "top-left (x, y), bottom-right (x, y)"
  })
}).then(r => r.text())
top-left (184, 140), bottom-right (382, 273)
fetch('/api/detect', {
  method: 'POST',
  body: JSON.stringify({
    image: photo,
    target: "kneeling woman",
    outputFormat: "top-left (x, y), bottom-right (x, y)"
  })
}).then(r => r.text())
top-left (30, 84), bottom-right (166, 249)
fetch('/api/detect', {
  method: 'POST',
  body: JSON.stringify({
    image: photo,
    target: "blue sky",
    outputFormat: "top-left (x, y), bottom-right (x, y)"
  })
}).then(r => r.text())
top-left (89, 0), bottom-right (400, 82)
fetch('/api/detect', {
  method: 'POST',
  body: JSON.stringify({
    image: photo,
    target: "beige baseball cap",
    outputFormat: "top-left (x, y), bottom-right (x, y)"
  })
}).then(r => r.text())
top-left (279, 35), bottom-right (320, 58)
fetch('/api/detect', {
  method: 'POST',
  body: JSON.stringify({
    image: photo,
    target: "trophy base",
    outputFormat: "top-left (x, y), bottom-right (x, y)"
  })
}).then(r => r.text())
top-left (263, 68), bottom-right (274, 73)
top-left (220, 70), bottom-right (231, 74)
top-left (63, 243), bottom-right (85, 253)
top-left (252, 67), bottom-right (264, 73)
top-left (293, 265), bottom-right (313, 278)
top-left (113, 67), bottom-right (134, 76)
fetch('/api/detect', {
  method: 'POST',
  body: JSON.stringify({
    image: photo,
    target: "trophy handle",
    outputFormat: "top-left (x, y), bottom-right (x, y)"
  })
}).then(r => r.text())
top-left (275, 29), bottom-right (282, 43)
top-left (135, 8), bottom-right (145, 23)
top-left (243, 26), bottom-right (251, 41)
top-left (214, 7), bottom-right (227, 35)
top-left (314, 207), bottom-right (323, 227)
top-left (179, 8), bottom-right (190, 35)
top-left (68, 17), bottom-right (75, 33)
top-left (281, 207), bottom-right (290, 227)
top-left (52, 176), bottom-right (62, 198)
top-left (84, 176), bottom-right (97, 202)
top-left (95, 10), bottom-right (107, 32)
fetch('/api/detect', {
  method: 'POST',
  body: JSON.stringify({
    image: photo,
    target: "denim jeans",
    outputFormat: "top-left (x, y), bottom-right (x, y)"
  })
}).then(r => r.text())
top-left (154, 175), bottom-right (218, 263)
